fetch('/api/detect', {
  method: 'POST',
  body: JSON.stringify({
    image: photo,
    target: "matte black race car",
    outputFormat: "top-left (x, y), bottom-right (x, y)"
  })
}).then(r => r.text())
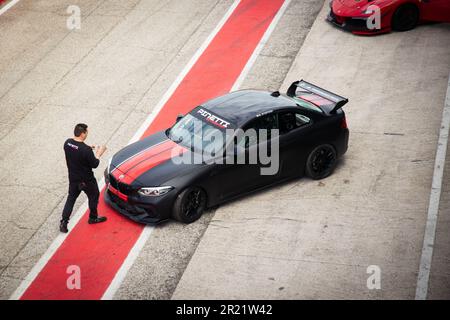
top-left (104, 80), bottom-right (349, 224)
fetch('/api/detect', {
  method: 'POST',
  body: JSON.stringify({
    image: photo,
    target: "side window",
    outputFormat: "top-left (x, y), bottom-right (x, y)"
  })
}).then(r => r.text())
top-left (279, 111), bottom-right (311, 134)
top-left (252, 113), bottom-right (278, 131)
top-left (238, 113), bottom-right (278, 148)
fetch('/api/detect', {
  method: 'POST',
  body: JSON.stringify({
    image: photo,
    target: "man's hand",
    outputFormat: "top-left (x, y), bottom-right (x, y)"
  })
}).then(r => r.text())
top-left (95, 145), bottom-right (107, 159)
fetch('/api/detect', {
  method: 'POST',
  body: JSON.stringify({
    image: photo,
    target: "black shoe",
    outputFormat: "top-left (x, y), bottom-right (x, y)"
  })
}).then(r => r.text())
top-left (88, 216), bottom-right (107, 224)
top-left (60, 221), bottom-right (68, 233)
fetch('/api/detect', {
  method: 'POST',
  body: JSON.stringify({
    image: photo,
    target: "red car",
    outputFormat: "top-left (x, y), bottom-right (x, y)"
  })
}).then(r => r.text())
top-left (327, 0), bottom-right (450, 35)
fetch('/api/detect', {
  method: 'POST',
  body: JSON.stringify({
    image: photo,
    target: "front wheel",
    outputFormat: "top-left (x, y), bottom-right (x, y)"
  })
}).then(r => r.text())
top-left (172, 187), bottom-right (206, 224)
top-left (392, 4), bottom-right (419, 32)
top-left (305, 144), bottom-right (337, 180)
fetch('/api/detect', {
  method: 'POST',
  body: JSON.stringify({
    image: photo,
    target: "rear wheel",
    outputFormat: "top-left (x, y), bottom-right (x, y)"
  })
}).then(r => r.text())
top-left (305, 144), bottom-right (337, 180)
top-left (392, 4), bottom-right (419, 32)
top-left (172, 187), bottom-right (206, 224)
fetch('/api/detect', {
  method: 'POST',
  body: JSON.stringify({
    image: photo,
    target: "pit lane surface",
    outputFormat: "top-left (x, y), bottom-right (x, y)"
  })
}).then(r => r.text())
top-left (0, 0), bottom-right (324, 299)
top-left (172, 5), bottom-right (450, 299)
top-left (1, 0), bottom-right (449, 300)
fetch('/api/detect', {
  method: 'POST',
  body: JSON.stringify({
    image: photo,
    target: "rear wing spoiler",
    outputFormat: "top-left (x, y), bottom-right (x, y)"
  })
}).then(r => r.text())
top-left (287, 80), bottom-right (348, 114)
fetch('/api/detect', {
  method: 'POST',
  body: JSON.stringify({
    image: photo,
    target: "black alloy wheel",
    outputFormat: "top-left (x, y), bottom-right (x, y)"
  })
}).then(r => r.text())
top-left (305, 144), bottom-right (337, 180)
top-left (392, 4), bottom-right (419, 32)
top-left (173, 187), bottom-right (206, 223)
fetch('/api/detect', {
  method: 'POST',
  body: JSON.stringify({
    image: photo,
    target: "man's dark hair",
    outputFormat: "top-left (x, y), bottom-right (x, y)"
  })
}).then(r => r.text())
top-left (74, 123), bottom-right (88, 137)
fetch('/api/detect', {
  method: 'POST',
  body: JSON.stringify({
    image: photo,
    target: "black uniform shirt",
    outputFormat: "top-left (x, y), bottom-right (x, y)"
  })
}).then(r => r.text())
top-left (64, 138), bottom-right (100, 183)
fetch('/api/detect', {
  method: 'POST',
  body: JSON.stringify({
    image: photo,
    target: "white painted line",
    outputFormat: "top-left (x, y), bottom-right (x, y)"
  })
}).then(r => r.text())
top-left (10, 0), bottom-right (242, 301)
top-left (9, 179), bottom-right (105, 300)
top-left (230, 0), bottom-right (291, 92)
top-left (101, 0), bottom-right (244, 300)
top-left (0, 0), bottom-right (21, 16)
top-left (415, 75), bottom-right (450, 300)
top-left (11, 0), bottom-right (291, 300)
top-left (101, 226), bottom-right (153, 300)
top-left (129, 0), bottom-right (242, 143)
top-left (102, 0), bottom-right (291, 300)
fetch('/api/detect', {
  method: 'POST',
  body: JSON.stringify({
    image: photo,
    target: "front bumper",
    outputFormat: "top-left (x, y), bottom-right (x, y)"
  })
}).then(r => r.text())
top-left (104, 177), bottom-right (175, 224)
top-left (326, 10), bottom-right (389, 35)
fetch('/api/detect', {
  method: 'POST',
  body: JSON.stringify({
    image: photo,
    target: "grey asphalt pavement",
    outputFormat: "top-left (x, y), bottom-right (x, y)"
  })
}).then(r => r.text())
top-left (1, 0), bottom-right (449, 300)
top-left (172, 4), bottom-right (450, 299)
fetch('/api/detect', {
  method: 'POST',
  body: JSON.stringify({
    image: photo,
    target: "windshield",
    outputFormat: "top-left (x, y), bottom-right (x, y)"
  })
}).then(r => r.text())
top-left (168, 113), bottom-right (228, 154)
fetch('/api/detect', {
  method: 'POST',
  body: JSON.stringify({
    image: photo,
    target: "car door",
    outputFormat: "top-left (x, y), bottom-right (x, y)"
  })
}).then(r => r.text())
top-left (420, 0), bottom-right (450, 23)
top-left (206, 150), bottom-right (261, 202)
top-left (207, 112), bottom-right (280, 201)
top-left (242, 112), bottom-right (282, 190)
top-left (277, 110), bottom-right (315, 179)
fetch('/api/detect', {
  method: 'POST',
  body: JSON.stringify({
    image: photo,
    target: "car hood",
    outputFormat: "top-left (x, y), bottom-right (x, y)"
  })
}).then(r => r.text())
top-left (337, 0), bottom-right (392, 8)
top-left (334, 0), bottom-right (394, 15)
top-left (110, 131), bottom-right (193, 187)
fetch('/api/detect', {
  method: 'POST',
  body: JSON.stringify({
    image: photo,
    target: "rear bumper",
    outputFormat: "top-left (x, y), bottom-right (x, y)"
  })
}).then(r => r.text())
top-left (104, 184), bottom-right (175, 224)
top-left (340, 128), bottom-right (349, 157)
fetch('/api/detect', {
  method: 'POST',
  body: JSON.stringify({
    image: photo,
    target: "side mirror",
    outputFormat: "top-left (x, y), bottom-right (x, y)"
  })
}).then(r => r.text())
top-left (176, 114), bottom-right (184, 123)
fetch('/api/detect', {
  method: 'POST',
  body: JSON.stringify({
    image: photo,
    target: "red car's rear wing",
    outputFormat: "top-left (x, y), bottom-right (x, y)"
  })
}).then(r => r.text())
top-left (287, 80), bottom-right (348, 114)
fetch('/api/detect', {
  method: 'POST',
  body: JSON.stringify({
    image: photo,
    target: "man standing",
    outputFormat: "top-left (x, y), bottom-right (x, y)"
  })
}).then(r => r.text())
top-left (60, 123), bottom-right (107, 233)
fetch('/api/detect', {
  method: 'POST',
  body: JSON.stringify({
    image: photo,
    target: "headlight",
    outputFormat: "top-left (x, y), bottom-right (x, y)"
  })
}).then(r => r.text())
top-left (138, 186), bottom-right (174, 197)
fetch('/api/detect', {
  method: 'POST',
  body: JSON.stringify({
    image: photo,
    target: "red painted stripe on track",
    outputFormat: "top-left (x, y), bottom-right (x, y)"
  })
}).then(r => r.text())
top-left (141, 0), bottom-right (284, 137)
top-left (20, 0), bottom-right (285, 300)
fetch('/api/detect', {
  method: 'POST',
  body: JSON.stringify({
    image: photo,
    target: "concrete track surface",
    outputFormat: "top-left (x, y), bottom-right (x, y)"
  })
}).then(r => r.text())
top-left (0, 0), bottom-right (449, 299)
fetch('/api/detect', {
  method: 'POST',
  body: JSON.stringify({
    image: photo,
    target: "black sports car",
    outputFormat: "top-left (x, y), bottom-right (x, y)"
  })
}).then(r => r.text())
top-left (104, 80), bottom-right (349, 224)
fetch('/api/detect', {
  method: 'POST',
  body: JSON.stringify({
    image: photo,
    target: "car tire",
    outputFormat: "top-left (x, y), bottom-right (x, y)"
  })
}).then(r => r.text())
top-left (392, 4), bottom-right (419, 32)
top-left (305, 144), bottom-right (337, 180)
top-left (172, 186), bottom-right (206, 224)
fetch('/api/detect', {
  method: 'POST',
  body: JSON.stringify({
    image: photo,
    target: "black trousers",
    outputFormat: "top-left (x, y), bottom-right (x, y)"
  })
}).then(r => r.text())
top-left (62, 180), bottom-right (99, 222)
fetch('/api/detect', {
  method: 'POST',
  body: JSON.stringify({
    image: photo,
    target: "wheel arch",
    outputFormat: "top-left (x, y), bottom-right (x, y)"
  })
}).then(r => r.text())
top-left (391, 1), bottom-right (420, 30)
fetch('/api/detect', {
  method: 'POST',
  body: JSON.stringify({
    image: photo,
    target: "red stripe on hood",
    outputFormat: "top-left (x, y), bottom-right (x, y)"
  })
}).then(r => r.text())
top-left (117, 140), bottom-right (187, 185)
top-left (112, 140), bottom-right (175, 179)
top-left (19, 0), bottom-right (286, 300)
